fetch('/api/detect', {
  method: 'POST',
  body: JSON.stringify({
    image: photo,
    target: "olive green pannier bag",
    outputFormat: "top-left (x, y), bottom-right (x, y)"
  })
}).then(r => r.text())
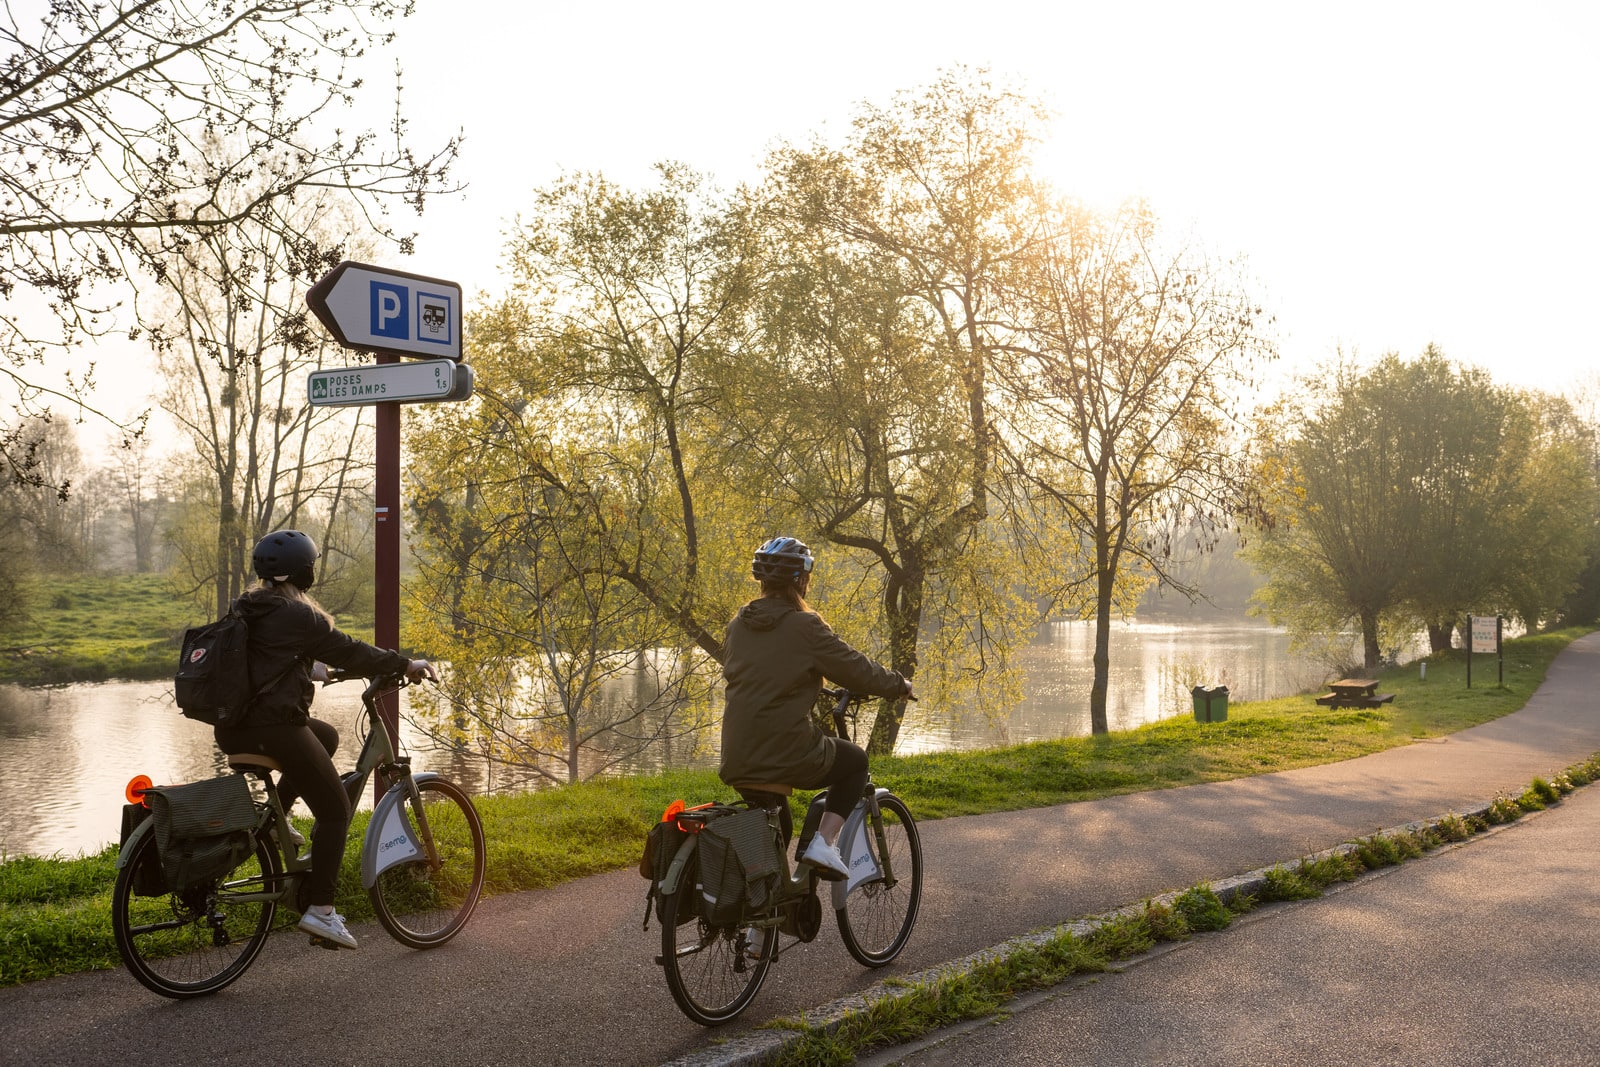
top-left (143, 775), bottom-right (259, 890)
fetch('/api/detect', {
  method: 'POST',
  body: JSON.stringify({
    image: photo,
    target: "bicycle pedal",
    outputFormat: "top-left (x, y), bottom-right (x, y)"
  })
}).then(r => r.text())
top-left (308, 934), bottom-right (344, 951)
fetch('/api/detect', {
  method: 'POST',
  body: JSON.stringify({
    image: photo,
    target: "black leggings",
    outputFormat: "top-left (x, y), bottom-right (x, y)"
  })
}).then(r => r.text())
top-left (214, 719), bottom-right (347, 907)
top-left (819, 739), bottom-right (869, 819)
top-left (735, 738), bottom-right (870, 843)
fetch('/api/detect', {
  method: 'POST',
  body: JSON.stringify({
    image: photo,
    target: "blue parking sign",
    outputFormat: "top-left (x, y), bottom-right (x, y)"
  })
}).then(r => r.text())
top-left (307, 261), bottom-right (462, 360)
top-left (371, 282), bottom-right (410, 340)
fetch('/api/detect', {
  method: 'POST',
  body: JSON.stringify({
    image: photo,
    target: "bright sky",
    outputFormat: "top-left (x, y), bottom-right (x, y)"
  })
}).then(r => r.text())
top-left (42, 0), bottom-right (1597, 453)
top-left (388, 0), bottom-right (1598, 400)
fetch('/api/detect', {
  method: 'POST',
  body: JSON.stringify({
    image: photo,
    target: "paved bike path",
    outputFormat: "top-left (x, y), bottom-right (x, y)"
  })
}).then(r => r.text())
top-left (4, 633), bottom-right (1600, 1067)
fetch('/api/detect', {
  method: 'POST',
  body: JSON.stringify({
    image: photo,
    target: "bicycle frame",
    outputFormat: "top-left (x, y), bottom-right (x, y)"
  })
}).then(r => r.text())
top-left (117, 672), bottom-right (444, 904)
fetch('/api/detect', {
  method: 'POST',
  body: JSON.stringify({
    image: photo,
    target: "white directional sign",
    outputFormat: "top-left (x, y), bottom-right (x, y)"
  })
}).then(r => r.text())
top-left (308, 359), bottom-right (472, 407)
top-left (305, 261), bottom-right (462, 360)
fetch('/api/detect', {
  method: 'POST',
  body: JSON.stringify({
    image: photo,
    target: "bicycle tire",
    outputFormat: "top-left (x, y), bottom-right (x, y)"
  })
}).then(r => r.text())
top-left (369, 776), bottom-right (486, 948)
top-left (836, 792), bottom-right (923, 966)
top-left (112, 827), bottom-right (281, 999)
top-left (660, 855), bottom-right (777, 1026)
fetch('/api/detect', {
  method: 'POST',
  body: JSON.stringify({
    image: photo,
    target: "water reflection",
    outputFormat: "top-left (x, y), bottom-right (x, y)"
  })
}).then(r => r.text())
top-left (0, 617), bottom-right (1399, 859)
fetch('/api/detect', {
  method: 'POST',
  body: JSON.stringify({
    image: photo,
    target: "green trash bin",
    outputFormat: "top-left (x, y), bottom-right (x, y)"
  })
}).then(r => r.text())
top-left (1190, 685), bottom-right (1229, 723)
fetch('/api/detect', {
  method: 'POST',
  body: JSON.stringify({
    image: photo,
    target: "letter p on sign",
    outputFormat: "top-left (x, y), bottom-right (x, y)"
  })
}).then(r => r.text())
top-left (370, 282), bottom-right (409, 340)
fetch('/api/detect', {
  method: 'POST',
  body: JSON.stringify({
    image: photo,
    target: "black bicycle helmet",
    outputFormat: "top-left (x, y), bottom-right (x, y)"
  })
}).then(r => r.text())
top-left (751, 536), bottom-right (814, 584)
top-left (252, 529), bottom-right (319, 589)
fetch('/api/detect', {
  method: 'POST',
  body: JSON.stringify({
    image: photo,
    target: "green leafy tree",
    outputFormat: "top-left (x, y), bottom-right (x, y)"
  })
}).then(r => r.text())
top-left (762, 68), bottom-right (1058, 752)
top-left (405, 417), bottom-right (718, 784)
top-left (1250, 349), bottom-right (1595, 668)
top-left (999, 198), bottom-right (1273, 733)
top-left (403, 165), bottom-right (761, 772)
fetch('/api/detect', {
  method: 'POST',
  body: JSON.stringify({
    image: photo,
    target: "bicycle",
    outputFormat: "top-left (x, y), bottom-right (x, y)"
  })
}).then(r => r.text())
top-left (112, 669), bottom-right (487, 998)
top-left (652, 686), bottom-right (924, 1025)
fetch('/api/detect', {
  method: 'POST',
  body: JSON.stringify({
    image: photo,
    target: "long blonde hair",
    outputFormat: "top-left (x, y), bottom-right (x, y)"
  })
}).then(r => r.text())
top-left (759, 573), bottom-right (813, 614)
top-left (250, 578), bottom-right (335, 626)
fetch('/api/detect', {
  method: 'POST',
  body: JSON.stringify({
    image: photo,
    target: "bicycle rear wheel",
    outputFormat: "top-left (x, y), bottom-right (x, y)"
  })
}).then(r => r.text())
top-left (112, 829), bottom-right (281, 998)
top-left (660, 858), bottom-right (777, 1026)
top-left (369, 776), bottom-right (486, 948)
top-left (836, 792), bottom-right (922, 966)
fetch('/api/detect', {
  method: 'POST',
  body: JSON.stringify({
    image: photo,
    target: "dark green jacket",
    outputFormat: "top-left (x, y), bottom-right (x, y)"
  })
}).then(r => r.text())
top-left (718, 597), bottom-right (905, 789)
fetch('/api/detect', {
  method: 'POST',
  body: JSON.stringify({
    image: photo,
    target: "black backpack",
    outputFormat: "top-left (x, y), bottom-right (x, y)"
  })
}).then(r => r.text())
top-left (174, 601), bottom-right (258, 727)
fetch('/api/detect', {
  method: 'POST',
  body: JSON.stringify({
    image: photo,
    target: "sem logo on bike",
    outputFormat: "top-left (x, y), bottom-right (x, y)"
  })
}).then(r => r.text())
top-left (380, 834), bottom-right (409, 852)
top-left (851, 852), bottom-right (873, 869)
top-left (189, 648), bottom-right (207, 663)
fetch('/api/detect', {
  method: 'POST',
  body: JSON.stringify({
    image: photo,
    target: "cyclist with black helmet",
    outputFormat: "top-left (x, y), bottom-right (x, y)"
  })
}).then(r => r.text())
top-left (719, 536), bottom-right (913, 879)
top-left (218, 529), bottom-right (436, 949)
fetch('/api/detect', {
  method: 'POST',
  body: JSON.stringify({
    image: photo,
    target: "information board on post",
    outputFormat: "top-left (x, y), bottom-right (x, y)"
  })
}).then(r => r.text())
top-left (1467, 614), bottom-right (1502, 688)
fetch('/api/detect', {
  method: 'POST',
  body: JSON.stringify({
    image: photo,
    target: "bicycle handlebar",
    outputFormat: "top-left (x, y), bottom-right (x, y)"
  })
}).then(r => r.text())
top-left (820, 685), bottom-right (915, 740)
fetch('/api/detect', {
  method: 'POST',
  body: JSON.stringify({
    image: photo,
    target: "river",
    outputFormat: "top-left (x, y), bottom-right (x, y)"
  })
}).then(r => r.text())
top-left (0, 616), bottom-right (1371, 859)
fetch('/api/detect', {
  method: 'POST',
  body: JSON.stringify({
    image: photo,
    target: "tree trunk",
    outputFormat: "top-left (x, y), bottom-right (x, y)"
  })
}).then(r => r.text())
top-left (1089, 573), bottom-right (1113, 735)
top-left (865, 571), bottom-right (924, 756)
top-left (1426, 621), bottom-right (1454, 653)
top-left (1361, 610), bottom-right (1382, 670)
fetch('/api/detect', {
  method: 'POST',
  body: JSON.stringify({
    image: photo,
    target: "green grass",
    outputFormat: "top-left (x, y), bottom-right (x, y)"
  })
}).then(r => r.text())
top-left (0, 571), bottom-right (378, 685)
top-left (0, 572), bottom-right (195, 684)
top-left (0, 626), bottom-right (1590, 987)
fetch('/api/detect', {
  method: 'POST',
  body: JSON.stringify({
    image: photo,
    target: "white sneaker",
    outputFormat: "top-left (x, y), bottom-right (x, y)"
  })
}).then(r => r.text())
top-left (298, 907), bottom-right (358, 949)
top-left (800, 835), bottom-right (850, 880)
top-left (742, 927), bottom-right (767, 961)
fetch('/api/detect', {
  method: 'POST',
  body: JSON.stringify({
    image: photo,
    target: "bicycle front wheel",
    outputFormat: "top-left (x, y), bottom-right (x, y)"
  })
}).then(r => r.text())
top-left (660, 859), bottom-right (777, 1026)
top-left (836, 792), bottom-right (923, 966)
top-left (369, 776), bottom-right (486, 948)
top-left (112, 828), bottom-right (281, 999)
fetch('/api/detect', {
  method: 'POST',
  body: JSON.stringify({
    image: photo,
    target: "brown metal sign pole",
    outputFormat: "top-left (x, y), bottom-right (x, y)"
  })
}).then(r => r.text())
top-left (374, 352), bottom-right (401, 800)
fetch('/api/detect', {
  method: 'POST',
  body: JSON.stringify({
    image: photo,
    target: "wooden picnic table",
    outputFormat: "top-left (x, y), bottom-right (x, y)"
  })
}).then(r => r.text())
top-left (1315, 678), bottom-right (1395, 709)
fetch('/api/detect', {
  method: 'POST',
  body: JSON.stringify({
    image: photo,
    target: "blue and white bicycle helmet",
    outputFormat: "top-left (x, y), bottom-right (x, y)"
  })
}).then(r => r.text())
top-left (752, 536), bottom-right (814, 584)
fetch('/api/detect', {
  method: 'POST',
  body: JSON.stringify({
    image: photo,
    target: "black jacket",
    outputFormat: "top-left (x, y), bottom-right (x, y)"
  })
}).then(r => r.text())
top-left (235, 587), bottom-right (410, 727)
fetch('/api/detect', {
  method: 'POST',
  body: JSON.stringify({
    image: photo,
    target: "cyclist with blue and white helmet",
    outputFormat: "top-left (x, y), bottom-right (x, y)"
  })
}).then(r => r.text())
top-left (719, 536), bottom-right (913, 878)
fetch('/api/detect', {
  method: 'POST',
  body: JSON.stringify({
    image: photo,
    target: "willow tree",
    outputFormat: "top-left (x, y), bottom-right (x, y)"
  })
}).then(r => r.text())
top-left (403, 165), bottom-right (765, 773)
top-left (761, 69), bottom-right (1056, 752)
top-left (1246, 351), bottom-right (1593, 668)
top-left (404, 386), bottom-right (719, 783)
top-left (1000, 198), bottom-right (1273, 733)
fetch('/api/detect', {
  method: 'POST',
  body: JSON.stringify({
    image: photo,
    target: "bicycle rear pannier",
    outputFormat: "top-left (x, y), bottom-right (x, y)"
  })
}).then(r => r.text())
top-left (640, 819), bottom-right (692, 928)
top-left (144, 776), bottom-right (259, 890)
top-left (696, 807), bottom-right (780, 925)
top-left (118, 802), bottom-right (166, 897)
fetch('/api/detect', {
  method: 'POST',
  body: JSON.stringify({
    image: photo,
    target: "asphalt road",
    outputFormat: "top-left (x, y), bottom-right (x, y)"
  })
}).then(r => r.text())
top-left (871, 775), bottom-right (1600, 1067)
top-left (5, 633), bottom-right (1600, 1066)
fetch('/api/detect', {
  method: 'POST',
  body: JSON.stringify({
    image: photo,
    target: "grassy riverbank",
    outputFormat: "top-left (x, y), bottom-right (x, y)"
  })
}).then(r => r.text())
top-left (0, 572), bottom-right (376, 685)
top-left (0, 626), bottom-right (1585, 987)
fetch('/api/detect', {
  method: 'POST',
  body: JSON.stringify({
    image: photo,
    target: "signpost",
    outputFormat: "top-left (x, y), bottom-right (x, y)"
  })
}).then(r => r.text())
top-left (305, 262), bottom-right (470, 794)
top-left (1467, 614), bottom-right (1502, 688)
top-left (308, 359), bottom-right (472, 406)
top-left (305, 261), bottom-right (462, 361)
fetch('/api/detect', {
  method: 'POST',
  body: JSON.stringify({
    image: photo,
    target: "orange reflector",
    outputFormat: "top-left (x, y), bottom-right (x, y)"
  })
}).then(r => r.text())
top-left (661, 799), bottom-right (685, 823)
top-left (125, 774), bottom-right (153, 806)
top-left (674, 801), bottom-right (717, 833)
